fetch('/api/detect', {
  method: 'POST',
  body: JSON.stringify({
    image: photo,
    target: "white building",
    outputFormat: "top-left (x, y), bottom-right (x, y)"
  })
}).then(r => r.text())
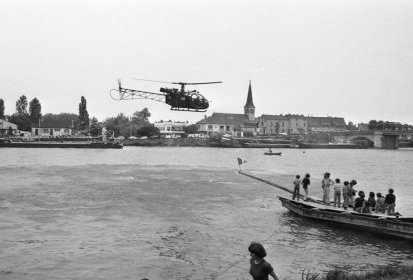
top-left (0, 119), bottom-right (18, 136)
top-left (31, 127), bottom-right (73, 137)
top-left (154, 121), bottom-right (187, 138)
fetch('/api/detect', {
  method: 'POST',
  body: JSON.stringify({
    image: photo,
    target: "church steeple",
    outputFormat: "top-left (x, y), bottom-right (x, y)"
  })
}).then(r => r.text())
top-left (244, 81), bottom-right (255, 120)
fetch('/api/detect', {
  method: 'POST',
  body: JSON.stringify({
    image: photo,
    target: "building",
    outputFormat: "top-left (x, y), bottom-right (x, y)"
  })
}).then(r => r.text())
top-left (357, 123), bottom-right (370, 131)
top-left (154, 121), bottom-right (187, 138)
top-left (308, 116), bottom-right (346, 132)
top-left (32, 127), bottom-right (73, 137)
top-left (196, 82), bottom-right (258, 137)
top-left (31, 118), bottom-right (73, 137)
top-left (0, 119), bottom-right (18, 136)
top-left (257, 114), bottom-right (308, 135)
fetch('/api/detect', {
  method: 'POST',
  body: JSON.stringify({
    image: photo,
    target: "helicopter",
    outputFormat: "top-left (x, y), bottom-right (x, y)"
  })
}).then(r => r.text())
top-left (110, 78), bottom-right (222, 112)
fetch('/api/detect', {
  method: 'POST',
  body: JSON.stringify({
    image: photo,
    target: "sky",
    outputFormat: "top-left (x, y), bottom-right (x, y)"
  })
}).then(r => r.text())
top-left (1, 0), bottom-right (412, 125)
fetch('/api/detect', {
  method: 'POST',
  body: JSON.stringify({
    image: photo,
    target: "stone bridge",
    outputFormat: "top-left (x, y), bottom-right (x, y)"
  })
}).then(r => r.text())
top-left (331, 130), bottom-right (413, 149)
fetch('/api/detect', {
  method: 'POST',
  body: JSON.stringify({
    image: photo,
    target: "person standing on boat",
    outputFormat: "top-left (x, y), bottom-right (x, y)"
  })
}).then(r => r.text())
top-left (302, 173), bottom-right (311, 201)
top-left (321, 172), bottom-right (334, 205)
top-left (367, 192), bottom-right (376, 213)
top-left (342, 181), bottom-right (350, 209)
top-left (385, 189), bottom-right (396, 215)
top-left (375, 193), bottom-right (386, 213)
top-left (348, 180), bottom-right (358, 207)
top-left (292, 175), bottom-right (301, 201)
top-left (248, 242), bottom-right (279, 280)
top-left (333, 178), bottom-right (342, 208)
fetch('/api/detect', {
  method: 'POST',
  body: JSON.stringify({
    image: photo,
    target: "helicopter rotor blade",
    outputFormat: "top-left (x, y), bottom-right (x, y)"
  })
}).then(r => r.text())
top-left (131, 78), bottom-right (222, 86)
top-left (181, 81), bottom-right (223, 85)
top-left (131, 78), bottom-right (174, 84)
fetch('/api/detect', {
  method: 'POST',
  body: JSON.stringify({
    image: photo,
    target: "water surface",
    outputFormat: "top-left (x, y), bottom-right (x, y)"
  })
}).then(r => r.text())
top-left (0, 147), bottom-right (412, 279)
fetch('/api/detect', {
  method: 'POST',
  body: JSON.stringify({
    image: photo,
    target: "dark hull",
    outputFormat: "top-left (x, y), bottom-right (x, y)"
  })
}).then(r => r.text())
top-left (264, 152), bottom-right (282, 155)
top-left (278, 196), bottom-right (413, 240)
top-left (0, 142), bottom-right (123, 149)
top-left (298, 143), bottom-right (363, 149)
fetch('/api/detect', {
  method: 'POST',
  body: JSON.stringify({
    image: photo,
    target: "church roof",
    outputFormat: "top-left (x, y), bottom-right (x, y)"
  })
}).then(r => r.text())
top-left (244, 81), bottom-right (255, 108)
top-left (197, 113), bottom-right (249, 125)
top-left (197, 113), bottom-right (257, 129)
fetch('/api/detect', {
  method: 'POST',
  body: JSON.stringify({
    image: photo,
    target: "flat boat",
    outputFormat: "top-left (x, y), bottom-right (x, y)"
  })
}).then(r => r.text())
top-left (0, 139), bottom-right (123, 149)
top-left (278, 196), bottom-right (413, 240)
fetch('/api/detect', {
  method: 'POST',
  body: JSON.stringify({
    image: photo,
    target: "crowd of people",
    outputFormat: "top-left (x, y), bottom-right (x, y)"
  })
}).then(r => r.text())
top-left (291, 172), bottom-right (398, 215)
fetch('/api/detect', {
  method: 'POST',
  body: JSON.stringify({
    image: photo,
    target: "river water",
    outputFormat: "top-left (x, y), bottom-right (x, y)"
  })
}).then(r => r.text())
top-left (0, 147), bottom-right (412, 280)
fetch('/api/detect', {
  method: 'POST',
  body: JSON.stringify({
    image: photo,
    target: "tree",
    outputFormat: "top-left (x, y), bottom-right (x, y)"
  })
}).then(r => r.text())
top-left (16, 95), bottom-right (28, 114)
top-left (104, 113), bottom-right (129, 137)
top-left (368, 120), bottom-right (377, 130)
top-left (376, 120), bottom-right (384, 130)
top-left (0, 99), bottom-right (4, 119)
top-left (132, 107), bottom-right (151, 126)
top-left (78, 96), bottom-right (90, 131)
top-left (183, 124), bottom-right (199, 134)
top-left (29, 98), bottom-right (42, 126)
top-left (89, 117), bottom-right (102, 136)
top-left (136, 124), bottom-right (159, 137)
top-left (10, 95), bottom-right (31, 131)
top-left (8, 113), bottom-right (31, 131)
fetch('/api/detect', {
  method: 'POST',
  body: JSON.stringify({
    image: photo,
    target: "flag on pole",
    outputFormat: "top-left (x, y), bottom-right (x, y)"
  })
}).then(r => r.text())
top-left (237, 158), bottom-right (243, 165)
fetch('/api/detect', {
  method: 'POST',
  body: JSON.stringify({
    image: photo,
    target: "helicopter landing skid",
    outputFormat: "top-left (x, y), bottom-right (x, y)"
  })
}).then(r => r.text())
top-left (170, 107), bottom-right (207, 113)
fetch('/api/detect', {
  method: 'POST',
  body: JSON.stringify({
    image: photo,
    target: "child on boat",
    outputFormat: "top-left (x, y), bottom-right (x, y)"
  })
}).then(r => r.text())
top-left (292, 175), bottom-right (301, 201)
top-left (333, 178), bottom-right (342, 208)
top-left (385, 189), bottom-right (396, 215)
top-left (354, 191), bottom-right (366, 213)
top-left (375, 193), bottom-right (386, 213)
top-left (302, 173), bottom-right (311, 201)
top-left (342, 181), bottom-right (350, 209)
top-left (367, 192), bottom-right (376, 213)
top-left (321, 172), bottom-right (334, 205)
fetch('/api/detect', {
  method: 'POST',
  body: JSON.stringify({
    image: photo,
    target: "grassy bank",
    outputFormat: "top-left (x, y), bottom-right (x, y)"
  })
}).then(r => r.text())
top-left (304, 266), bottom-right (413, 280)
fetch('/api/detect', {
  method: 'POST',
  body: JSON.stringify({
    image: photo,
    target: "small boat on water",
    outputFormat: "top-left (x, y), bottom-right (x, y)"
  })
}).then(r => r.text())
top-left (264, 152), bottom-right (282, 156)
top-left (278, 196), bottom-right (413, 240)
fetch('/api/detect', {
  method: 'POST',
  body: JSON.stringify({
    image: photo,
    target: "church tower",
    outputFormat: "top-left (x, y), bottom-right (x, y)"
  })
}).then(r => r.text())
top-left (244, 81), bottom-right (255, 121)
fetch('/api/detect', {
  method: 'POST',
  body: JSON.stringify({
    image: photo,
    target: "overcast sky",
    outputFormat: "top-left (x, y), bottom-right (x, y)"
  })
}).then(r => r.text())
top-left (1, 0), bottom-right (412, 124)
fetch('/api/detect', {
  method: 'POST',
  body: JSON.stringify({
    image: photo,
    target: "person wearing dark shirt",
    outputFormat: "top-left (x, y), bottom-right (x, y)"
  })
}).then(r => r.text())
top-left (385, 189), bottom-right (396, 215)
top-left (354, 191), bottom-right (366, 213)
top-left (248, 242), bottom-right (279, 280)
top-left (367, 192), bottom-right (376, 213)
top-left (302, 173), bottom-right (311, 201)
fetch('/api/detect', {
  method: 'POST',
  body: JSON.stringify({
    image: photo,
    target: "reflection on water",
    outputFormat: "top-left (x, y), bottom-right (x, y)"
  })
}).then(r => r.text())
top-left (0, 148), bottom-right (412, 280)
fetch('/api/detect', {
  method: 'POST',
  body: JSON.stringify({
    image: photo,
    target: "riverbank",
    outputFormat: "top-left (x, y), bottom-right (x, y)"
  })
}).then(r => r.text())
top-left (309, 266), bottom-right (413, 280)
top-left (124, 137), bottom-right (213, 147)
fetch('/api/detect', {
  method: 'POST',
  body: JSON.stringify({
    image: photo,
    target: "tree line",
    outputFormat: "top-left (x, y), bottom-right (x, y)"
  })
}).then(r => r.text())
top-left (367, 120), bottom-right (413, 131)
top-left (0, 96), bottom-right (198, 138)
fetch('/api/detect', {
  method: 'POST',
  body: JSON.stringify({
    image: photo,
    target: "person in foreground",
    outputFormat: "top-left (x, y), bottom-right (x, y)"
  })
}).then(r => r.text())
top-left (248, 242), bottom-right (279, 280)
